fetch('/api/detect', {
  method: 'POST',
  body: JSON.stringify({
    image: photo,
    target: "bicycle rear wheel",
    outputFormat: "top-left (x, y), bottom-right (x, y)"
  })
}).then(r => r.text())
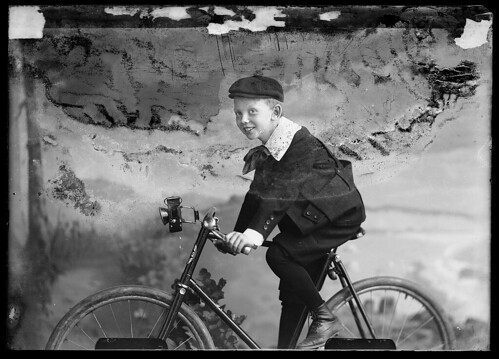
top-left (326, 276), bottom-right (456, 350)
top-left (45, 285), bottom-right (215, 350)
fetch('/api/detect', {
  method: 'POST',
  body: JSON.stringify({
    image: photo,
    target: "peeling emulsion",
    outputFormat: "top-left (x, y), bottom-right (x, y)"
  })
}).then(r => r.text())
top-left (48, 34), bottom-right (93, 64)
top-left (9, 5), bottom-right (490, 189)
top-left (367, 137), bottom-right (390, 156)
top-left (417, 60), bottom-right (479, 107)
top-left (42, 135), bottom-right (58, 146)
top-left (8, 6), bottom-right (46, 39)
top-left (455, 18), bottom-right (492, 49)
top-left (338, 144), bottom-right (363, 160)
top-left (92, 144), bottom-right (182, 164)
top-left (122, 145), bottom-right (183, 164)
top-left (17, 29), bottom-right (220, 133)
top-left (16, 25), bottom-right (481, 168)
top-left (49, 164), bottom-right (101, 216)
top-left (394, 107), bottom-right (440, 133)
top-left (104, 6), bottom-right (191, 21)
top-left (332, 58), bottom-right (480, 161)
top-left (200, 164), bottom-right (218, 179)
top-left (319, 11), bottom-right (341, 21)
top-left (373, 73), bottom-right (391, 85)
top-left (206, 6), bottom-right (286, 35)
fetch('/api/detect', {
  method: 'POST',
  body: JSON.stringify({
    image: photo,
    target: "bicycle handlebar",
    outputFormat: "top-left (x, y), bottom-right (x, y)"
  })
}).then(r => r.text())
top-left (207, 229), bottom-right (257, 256)
top-left (160, 198), bottom-right (266, 255)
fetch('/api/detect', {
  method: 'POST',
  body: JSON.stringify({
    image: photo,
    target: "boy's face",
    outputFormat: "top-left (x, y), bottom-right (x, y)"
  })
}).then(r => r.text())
top-left (233, 97), bottom-right (278, 143)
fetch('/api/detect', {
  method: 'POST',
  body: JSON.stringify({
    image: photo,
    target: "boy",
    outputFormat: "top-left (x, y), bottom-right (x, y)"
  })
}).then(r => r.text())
top-left (224, 75), bottom-right (366, 349)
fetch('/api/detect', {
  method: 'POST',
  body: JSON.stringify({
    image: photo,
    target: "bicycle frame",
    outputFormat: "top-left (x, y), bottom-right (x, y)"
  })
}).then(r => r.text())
top-left (154, 208), bottom-right (379, 350)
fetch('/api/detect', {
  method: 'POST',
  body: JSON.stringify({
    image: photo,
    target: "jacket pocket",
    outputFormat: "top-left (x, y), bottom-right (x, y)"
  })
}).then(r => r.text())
top-left (286, 201), bottom-right (329, 236)
top-left (302, 203), bottom-right (326, 224)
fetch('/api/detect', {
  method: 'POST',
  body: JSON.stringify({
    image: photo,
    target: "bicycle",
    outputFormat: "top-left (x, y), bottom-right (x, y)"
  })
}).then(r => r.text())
top-left (45, 195), bottom-right (456, 350)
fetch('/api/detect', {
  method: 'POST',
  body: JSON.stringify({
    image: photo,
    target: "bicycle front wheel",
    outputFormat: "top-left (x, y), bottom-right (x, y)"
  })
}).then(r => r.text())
top-left (45, 285), bottom-right (215, 350)
top-left (326, 276), bottom-right (456, 350)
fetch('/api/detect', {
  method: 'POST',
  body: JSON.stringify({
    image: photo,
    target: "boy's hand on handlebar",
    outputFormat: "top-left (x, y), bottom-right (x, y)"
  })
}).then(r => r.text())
top-left (225, 231), bottom-right (254, 254)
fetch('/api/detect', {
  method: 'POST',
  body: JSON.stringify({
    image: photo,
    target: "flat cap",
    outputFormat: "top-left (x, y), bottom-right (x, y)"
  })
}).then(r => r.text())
top-left (228, 75), bottom-right (284, 102)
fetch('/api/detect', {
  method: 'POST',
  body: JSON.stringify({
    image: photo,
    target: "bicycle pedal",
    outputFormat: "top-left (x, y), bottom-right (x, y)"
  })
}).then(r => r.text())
top-left (95, 338), bottom-right (168, 350)
top-left (325, 338), bottom-right (396, 350)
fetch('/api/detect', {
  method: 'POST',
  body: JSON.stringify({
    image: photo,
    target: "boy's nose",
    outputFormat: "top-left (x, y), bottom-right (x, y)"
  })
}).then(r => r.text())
top-left (240, 114), bottom-right (249, 123)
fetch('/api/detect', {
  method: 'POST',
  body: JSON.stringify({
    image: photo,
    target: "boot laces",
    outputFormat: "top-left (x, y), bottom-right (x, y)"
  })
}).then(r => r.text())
top-left (309, 311), bottom-right (321, 331)
top-left (310, 310), bottom-right (319, 321)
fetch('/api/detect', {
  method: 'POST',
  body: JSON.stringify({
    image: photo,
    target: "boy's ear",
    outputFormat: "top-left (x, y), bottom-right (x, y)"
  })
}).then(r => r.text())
top-left (272, 104), bottom-right (283, 119)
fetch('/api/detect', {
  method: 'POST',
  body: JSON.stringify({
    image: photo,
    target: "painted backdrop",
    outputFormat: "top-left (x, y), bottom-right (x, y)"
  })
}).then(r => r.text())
top-left (8, 5), bottom-right (491, 349)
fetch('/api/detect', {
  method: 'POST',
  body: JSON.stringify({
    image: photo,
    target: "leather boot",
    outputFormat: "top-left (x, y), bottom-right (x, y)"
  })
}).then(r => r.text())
top-left (296, 302), bottom-right (342, 349)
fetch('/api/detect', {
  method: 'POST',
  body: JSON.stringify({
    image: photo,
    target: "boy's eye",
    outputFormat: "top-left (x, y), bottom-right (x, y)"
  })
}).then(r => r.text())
top-left (249, 109), bottom-right (257, 114)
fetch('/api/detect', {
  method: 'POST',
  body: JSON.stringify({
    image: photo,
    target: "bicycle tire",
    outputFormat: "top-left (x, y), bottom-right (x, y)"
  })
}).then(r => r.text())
top-left (325, 276), bottom-right (456, 350)
top-left (45, 285), bottom-right (215, 350)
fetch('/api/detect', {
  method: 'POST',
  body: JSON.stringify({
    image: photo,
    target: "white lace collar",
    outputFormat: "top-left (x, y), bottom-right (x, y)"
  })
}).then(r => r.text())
top-left (264, 116), bottom-right (302, 161)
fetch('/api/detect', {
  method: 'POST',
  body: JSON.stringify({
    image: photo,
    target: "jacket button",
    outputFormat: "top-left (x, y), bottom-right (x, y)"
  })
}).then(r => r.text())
top-left (270, 215), bottom-right (274, 220)
top-left (266, 220), bottom-right (270, 225)
top-left (264, 225), bottom-right (268, 230)
top-left (313, 215), bottom-right (318, 219)
top-left (306, 211), bottom-right (311, 216)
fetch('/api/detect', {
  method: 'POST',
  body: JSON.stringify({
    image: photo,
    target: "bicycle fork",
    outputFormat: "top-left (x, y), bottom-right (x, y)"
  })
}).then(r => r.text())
top-left (156, 226), bottom-right (211, 340)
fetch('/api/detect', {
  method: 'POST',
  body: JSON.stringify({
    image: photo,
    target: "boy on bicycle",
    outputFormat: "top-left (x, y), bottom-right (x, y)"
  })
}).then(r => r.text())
top-left (224, 75), bottom-right (366, 350)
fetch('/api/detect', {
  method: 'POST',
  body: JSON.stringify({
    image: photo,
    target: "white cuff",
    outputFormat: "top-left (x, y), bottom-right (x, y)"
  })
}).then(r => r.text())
top-left (243, 228), bottom-right (264, 247)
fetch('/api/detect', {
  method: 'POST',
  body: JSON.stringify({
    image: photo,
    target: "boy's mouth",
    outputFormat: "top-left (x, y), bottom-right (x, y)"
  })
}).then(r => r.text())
top-left (243, 127), bottom-right (255, 134)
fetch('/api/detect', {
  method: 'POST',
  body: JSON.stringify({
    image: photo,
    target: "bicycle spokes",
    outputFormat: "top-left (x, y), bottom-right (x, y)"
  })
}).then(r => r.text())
top-left (55, 297), bottom-right (206, 350)
top-left (333, 286), bottom-right (451, 350)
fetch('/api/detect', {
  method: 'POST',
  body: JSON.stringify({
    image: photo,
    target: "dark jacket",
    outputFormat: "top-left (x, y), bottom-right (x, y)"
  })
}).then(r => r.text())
top-left (234, 127), bottom-right (365, 242)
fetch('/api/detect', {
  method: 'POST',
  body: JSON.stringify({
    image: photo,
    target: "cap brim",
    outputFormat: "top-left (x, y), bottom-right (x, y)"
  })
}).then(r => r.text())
top-left (229, 92), bottom-right (279, 100)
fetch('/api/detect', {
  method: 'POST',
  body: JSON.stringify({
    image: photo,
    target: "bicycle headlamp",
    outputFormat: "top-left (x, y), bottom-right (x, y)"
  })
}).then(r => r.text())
top-left (159, 196), bottom-right (199, 233)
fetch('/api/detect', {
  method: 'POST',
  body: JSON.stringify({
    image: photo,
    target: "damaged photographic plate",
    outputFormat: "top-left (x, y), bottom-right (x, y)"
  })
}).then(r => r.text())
top-left (8, 5), bottom-right (491, 350)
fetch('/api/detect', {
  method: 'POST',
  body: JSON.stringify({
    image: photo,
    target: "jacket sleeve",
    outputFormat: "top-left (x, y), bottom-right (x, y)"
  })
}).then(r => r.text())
top-left (233, 192), bottom-right (257, 233)
top-left (243, 136), bottom-right (321, 240)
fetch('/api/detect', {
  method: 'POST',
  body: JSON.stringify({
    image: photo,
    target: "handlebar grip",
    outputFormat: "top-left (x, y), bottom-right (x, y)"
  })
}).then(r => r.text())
top-left (209, 229), bottom-right (256, 255)
top-left (241, 245), bottom-right (258, 255)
